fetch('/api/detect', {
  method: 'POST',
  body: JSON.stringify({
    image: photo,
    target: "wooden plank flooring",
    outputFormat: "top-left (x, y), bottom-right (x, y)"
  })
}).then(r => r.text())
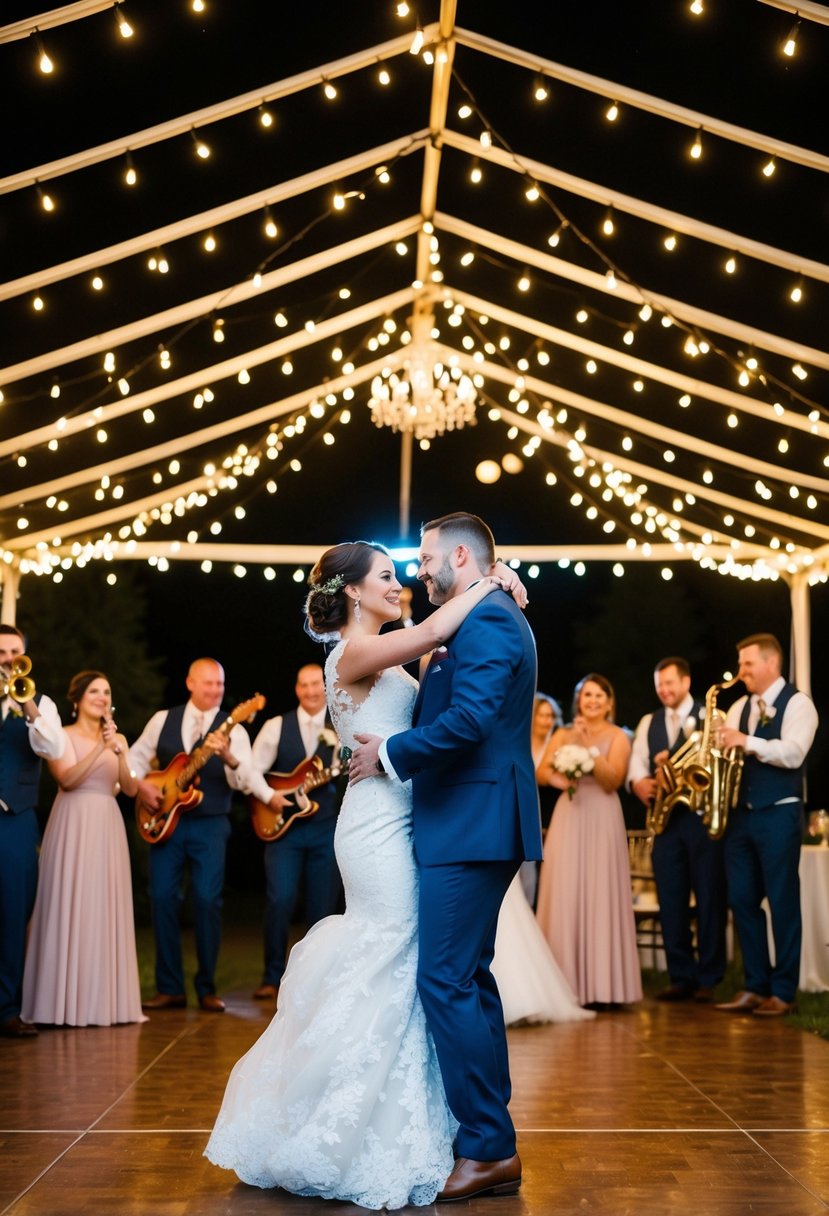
top-left (2, 995), bottom-right (828, 1214)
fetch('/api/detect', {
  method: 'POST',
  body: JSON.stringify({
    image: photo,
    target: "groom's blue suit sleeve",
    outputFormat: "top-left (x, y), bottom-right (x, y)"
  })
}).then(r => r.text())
top-left (385, 592), bottom-right (542, 864)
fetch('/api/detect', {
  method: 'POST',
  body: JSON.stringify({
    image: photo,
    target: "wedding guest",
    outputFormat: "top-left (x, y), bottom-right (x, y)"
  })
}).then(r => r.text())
top-left (22, 671), bottom-right (145, 1026)
top-left (536, 673), bottom-right (642, 1008)
top-left (716, 634), bottom-right (817, 1017)
top-left (518, 693), bottom-right (562, 906)
top-left (628, 657), bottom-right (727, 1002)
top-left (0, 625), bottom-right (65, 1039)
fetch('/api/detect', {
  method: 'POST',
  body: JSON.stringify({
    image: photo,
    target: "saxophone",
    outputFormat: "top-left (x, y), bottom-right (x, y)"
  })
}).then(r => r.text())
top-left (647, 676), bottom-right (744, 839)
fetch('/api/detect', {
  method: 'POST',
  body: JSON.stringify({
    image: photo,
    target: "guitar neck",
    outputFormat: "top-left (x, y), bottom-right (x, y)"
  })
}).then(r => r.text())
top-left (178, 715), bottom-right (232, 789)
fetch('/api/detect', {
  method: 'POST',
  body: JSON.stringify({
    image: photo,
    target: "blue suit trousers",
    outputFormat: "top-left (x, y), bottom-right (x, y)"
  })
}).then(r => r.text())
top-left (148, 814), bottom-right (231, 998)
top-left (651, 808), bottom-right (727, 989)
top-left (0, 809), bottom-right (39, 1023)
top-left (417, 859), bottom-right (519, 1162)
top-left (262, 813), bottom-right (341, 986)
top-left (724, 802), bottom-right (802, 1002)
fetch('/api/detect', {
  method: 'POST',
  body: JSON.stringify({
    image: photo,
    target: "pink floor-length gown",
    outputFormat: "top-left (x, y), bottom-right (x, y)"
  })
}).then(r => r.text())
top-left (536, 732), bottom-right (642, 1006)
top-left (21, 737), bottom-right (146, 1026)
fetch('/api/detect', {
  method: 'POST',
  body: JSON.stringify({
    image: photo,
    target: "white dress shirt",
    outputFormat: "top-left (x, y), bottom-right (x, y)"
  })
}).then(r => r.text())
top-left (240, 709), bottom-right (330, 805)
top-left (1, 693), bottom-right (66, 762)
top-left (627, 692), bottom-right (696, 789)
top-left (724, 676), bottom-right (818, 771)
top-left (127, 701), bottom-right (250, 790)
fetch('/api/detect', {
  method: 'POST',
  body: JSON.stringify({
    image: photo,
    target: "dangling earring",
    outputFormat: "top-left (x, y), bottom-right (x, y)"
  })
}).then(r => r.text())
top-left (354, 598), bottom-right (362, 623)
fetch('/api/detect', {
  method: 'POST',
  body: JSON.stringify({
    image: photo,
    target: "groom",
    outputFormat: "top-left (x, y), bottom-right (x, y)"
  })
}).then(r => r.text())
top-left (350, 512), bottom-right (542, 1201)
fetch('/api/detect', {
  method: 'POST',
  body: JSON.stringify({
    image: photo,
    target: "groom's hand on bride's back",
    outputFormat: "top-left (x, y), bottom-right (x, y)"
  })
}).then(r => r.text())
top-left (349, 733), bottom-right (384, 785)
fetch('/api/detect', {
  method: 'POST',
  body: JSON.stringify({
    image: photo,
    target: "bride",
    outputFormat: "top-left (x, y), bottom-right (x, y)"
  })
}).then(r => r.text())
top-left (205, 541), bottom-right (524, 1210)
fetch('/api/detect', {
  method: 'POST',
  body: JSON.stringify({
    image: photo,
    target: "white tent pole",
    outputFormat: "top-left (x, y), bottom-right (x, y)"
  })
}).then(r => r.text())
top-left (0, 564), bottom-right (20, 625)
top-left (789, 570), bottom-right (812, 695)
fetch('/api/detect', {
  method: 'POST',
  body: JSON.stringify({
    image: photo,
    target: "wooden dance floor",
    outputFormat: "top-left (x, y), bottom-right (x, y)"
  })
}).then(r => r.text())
top-left (2, 994), bottom-right (828, 1215)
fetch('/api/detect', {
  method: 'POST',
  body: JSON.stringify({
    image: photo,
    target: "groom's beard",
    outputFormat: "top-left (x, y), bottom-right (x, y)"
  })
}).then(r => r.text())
top-left (423, 555), bottom-right (455, 604)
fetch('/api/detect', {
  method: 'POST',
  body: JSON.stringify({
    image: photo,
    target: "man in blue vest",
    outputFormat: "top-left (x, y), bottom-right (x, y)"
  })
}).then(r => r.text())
top-left (628, 656), bottom-right (727, 1002)
top-left (716, 633), bottom-right (818, 1017)
top-left (129, 658), bottom-right (251, 1013)
top-left (241, 664), bottom-right (343, 1001)
top-left (0, 625), bottom-right (66, 1039)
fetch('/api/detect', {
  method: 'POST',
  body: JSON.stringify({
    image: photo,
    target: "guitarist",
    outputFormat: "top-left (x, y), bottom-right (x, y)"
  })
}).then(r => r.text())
top-left (240, 663), bottom-right (343, 1001)
top-left (128, 658), bottom-right (251, 1013)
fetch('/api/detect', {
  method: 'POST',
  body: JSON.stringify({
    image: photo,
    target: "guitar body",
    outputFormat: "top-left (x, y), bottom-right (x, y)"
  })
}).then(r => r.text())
top-left (135, 753), bottom-right (204, 844)
top-left (134, 692), bottom-right (266, 847)
top-left (248, 756), bottom-right (332, 842)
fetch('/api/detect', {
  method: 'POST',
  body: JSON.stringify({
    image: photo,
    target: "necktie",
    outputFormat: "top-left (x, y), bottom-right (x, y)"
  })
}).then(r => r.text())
top-left (757, 697), bottom-right (767, 727)
top-left (669, 709), bottom-right (680, 746)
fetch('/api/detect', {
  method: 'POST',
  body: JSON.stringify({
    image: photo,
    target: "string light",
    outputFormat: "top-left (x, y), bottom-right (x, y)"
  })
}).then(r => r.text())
top-left (525, 181), bottom-right (540, 202)
top-left (533, 76), bottom-right (549, 102)
top-left (322, 78), bottom-right (338, 100)
top-left (33, 295), bottom-right (45, 312)
top-left (191, 0), bottom-right (206, 11)
top-left (409, 26), bottom-right (425, 55)
top-left (212, 318), bottom-right (224, 342)
top-left (113, 4), bottom-right (134, 38)
top-left (91, 275), bottom-right (104, 291)
top-left (663, 233), bottom-right (678, 251)
top-left (378, 65), bottom-right (391, 86)
top-left (762, 157), bottom-right (776, 178)
top-left (203, 233), bottom-right (217, 252)
top-left (602, 208), bottom-right (615, 236)
top-left (263, 207), bottom-right (278, 239)
top-left (469, 160), bottom-right (483, 184)
top-left (123, 152), bottom-right (137, 186)
top-left (789, 280), bottom-right (803, 303)
top-left (36, 184), bottom-right (56, 213)
top-left (605, 101), bottom-right (619, 122)
top-left (782, 19), bottom-right (800, 57)
top-left (690, 0), bottom-right (704, 13)
top-left (258, 104), bottom-right (274, 128)
top-left (724, 255), bottom-right (737, 275)
top-left (33, 32), bottom-right (54, 75)
top-left (689, 129), bottom-right (703, 160)
top-left (191, 130), bottom-right (211, 159)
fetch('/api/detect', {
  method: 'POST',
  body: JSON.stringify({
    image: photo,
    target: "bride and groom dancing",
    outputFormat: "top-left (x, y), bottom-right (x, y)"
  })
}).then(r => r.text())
top-left (205, 512), bottom-right (543, 1210)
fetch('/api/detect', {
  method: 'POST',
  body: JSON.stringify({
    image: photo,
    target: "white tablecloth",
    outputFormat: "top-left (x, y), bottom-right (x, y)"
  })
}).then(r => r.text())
top-left (799, 846), bottom-right (829, 993)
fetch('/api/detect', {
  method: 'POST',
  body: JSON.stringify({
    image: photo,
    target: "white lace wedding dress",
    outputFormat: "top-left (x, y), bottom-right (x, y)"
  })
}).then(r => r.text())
top-left (205, 640), bottom-right (456, 1210)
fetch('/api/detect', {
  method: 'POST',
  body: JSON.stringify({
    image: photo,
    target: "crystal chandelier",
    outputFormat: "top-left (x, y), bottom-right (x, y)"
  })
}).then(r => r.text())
top-left (369, 317), bottom-right (477, 442)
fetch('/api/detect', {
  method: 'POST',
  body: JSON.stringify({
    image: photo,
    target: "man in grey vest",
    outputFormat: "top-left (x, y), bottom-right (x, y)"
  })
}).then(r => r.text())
top-left (129, 658), bottom-right (251, 1012)
top-left (0, 625), bottom-right (66, 1038)
top-left (241, 664), bottom-right (343, 1000)
top-left (716, 633), bottom-right (818, 1017)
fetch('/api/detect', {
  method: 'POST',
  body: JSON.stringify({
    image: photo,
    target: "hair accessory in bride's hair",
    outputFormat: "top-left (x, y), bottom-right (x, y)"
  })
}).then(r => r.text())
top-left (309, 573), bottom-right (345, 597)
top-left (303, 617), bottom-right (342, 647)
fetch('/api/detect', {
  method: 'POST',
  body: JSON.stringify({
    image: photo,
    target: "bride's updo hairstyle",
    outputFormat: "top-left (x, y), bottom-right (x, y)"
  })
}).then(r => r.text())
top-left (305, 541), bottom-right (389, 635)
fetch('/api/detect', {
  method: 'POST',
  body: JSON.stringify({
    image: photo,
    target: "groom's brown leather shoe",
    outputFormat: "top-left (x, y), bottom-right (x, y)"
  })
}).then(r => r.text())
top-left (714, 990), bottom-right (764, 1013)
top-left (436, 1154), bottom-right (521, 1202)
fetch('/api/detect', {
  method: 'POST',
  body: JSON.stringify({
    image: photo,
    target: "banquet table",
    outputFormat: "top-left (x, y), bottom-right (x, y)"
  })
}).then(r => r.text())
top-left (799, 845), bottom-right (829, 993)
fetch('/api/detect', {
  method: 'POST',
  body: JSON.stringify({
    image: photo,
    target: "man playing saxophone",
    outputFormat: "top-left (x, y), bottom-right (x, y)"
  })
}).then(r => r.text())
top-left (716, 634), bottom-right (818, 1017)
top-left (628, 657), bottom-right (728, 1002)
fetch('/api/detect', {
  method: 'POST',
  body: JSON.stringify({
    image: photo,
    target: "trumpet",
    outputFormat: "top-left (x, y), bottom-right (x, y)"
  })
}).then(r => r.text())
top-left (0, 654), bottom-right (36, 703)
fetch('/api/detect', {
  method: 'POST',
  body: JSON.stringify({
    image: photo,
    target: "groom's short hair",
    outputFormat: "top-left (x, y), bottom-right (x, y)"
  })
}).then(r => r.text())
top-left (422, 512), bottom-right (495, 570)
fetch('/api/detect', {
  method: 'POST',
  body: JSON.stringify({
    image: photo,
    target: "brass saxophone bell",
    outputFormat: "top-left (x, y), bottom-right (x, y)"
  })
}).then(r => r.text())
top-left (1, 654), bottom-right (36, 703)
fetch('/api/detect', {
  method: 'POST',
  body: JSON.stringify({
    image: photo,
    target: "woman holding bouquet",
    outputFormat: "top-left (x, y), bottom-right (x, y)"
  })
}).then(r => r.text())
top-left (535, 674), bottom-right (642, 1008)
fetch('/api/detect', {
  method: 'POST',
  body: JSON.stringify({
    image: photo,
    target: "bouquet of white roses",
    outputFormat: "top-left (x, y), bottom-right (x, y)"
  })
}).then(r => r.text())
top-left (552, 743), bottom-right (595, 798)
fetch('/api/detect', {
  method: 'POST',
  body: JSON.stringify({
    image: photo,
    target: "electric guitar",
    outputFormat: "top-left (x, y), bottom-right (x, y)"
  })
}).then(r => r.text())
top-left (248, 754), bottom-right (343, 842)
top-left (135, 694), bottom-right (266, 844)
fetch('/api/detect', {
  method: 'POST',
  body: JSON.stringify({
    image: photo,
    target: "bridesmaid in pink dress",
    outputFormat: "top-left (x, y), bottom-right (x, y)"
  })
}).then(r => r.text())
top-left (535, 673), bottom-right (642, 1008)
top-left (22, 671), bottom-right (146, 1026)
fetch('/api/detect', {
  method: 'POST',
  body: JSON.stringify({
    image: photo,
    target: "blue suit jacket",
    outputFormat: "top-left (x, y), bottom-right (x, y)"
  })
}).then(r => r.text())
top-left (386, 591), bottom-right (543, 866)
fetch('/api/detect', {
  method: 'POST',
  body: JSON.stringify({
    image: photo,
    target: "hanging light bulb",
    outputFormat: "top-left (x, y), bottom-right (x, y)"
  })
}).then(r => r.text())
top-left (378, 64), bottom-right (391, 86)
top-left (525, 180), bottom-right (540, 202)
top-left (789, 279), bottom-right (803, 303)
top-left (322, 78), bottom-right (338, 100)
top-left (191, 130), bottom-right (211, 159)
top-left (33, 31), bottom-right (54, 74)
top-left (663, 233), bottom-right (678, 251)
top-left (469, 160), bottom-right (483, 185)
top-left (191, 0), bottom-right (206, 11)
top-left (605, 101), bottom-right (619, 122)
top-left (203, 233), bottom-right (217, 252)
top-left (762, 156), bottom-right (776, 178)
top-left (689, 0), bottom-right (703, 13)
top-left (602, 208), bottom-right (615, 236)
top-left (263, 206), bottom-right (278, 239)
top-left (123, 151), bottom-right (137, 186)
top-left (782, 19), bottom-right (800, 56)
top-left (113, 4), bottom-right (134, 38)
top-left (258, 104), bottom-right (274, 128)
top-left (36, 184), bottom-right (55, 213)
top-left (724, 254), bottom-right (737, 275)
top-left (689, 129), bottom-right (703, 160)
top-left (533, 76), bottom-right (549, 102)
top-left (409, 25), bottom-right (424, 54)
